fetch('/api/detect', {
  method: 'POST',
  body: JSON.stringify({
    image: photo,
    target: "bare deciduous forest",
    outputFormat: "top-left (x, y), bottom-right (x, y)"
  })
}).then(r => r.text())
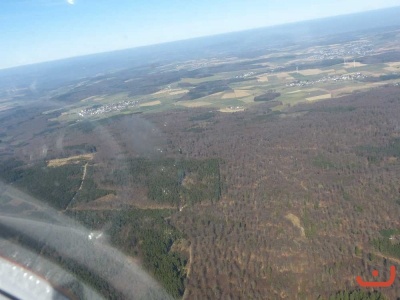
top-left (2, 81), bottom-right (400, 299)
top-left (141, 86), bottom-right (400, 299)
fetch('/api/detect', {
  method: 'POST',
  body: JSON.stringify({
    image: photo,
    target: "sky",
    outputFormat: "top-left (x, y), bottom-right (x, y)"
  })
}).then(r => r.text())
top-left (1, 0), bottom-right (400, 69)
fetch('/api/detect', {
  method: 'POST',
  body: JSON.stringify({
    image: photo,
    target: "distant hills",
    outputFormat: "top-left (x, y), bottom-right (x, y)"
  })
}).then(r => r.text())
top-left (1, 6), bottom-right (400, 92)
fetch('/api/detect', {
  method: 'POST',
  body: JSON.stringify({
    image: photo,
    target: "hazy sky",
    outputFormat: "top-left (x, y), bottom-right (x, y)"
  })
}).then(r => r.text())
top-left (1, 0), bottom-right (400, 69)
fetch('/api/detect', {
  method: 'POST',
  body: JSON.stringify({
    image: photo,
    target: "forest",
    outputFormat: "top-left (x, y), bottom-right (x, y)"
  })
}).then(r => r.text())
top-left (254, 91), bottom-right (281, 102)
top-left (67, 209), bottom-right (188, 298)
top-left (0, 160), bottom-right (115, 210)
top-left (1, 85), bottom-right (400, 299)
top-left (142, 85), bottom-right (400, 299)
top-left (104, 157), bottom-right (221, 206)
top-left (327, 290), bottom-right (386, 300)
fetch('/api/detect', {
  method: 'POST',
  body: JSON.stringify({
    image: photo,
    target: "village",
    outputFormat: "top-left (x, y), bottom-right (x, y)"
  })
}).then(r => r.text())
top-left (78, 99), bottom-right (139, 117)
top-left (286, 72), bottom-right (367, 87)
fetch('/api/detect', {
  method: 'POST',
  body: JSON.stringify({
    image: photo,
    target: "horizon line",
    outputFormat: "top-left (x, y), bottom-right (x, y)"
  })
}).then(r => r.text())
top-left (1, 5), bottom-right (400, 71)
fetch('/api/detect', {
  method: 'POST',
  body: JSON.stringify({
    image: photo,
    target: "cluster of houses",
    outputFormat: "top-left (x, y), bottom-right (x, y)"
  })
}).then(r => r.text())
top-left (78, 100), bottom-right (139, 117)
top-left (235, 72), bottom-right (255, 79)
top-left (286, 73), bottom-right (367, 87)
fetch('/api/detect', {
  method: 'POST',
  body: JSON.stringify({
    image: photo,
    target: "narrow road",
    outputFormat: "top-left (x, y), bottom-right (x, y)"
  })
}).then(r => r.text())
top-left (372, 250), bottom-right (400, 265)
top-left (357, 246), bottom-right (400, 265)
top-left (78, 163), bottom-right (88, 192)
top-left (64, 162), bottom-right (88, 211)
top-left (182, 243), bottom-right (193, 300)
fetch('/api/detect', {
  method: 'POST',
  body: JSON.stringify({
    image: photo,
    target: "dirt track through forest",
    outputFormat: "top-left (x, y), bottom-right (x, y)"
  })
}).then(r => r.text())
top-left (65, 163), bottom-right (88, 211)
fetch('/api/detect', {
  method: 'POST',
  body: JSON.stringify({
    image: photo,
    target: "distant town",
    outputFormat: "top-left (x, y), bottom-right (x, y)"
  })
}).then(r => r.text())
top-left (309, 41), bottom-right (373, 60)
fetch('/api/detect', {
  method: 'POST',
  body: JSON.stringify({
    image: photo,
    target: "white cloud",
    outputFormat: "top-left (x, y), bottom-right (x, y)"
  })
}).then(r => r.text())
top-left (66, 0), bottom-right (75, 5)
